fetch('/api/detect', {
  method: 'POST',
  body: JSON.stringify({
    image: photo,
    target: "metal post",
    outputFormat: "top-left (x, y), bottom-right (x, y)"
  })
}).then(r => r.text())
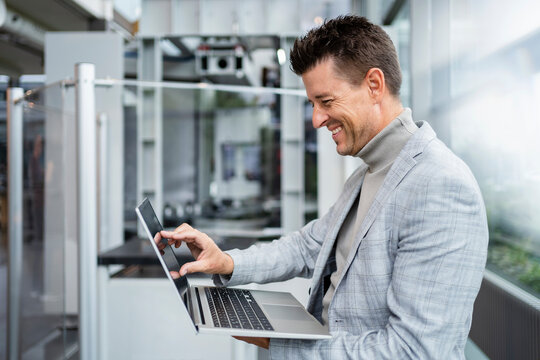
top-left (410, 0), bottom-right (432, 121)
top-left (7, 87), bottom-right (24, 360)
top-left (98, 112), bottom-right (108, 252)
top-left (280, 36), bottom-right (305, 232)
top-left (75, 63), bottom-right (98, 360)
top-left (137, 38), bottom-right (163, 236)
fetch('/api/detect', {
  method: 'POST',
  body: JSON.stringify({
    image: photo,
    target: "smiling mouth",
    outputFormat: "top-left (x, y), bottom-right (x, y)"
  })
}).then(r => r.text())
top-left (331, 126), bottom-right (342, 135)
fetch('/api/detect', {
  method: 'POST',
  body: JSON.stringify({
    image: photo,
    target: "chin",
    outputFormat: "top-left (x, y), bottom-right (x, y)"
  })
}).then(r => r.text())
top-left (335, 147), bottom-right (351, 156)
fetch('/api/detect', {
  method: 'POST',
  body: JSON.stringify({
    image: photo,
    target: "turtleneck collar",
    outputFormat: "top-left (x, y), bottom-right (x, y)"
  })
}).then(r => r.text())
top-left (355, 108), bottom-right (417, 172)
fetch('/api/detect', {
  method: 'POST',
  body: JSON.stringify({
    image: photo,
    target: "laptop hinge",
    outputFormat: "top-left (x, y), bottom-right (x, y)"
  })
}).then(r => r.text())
top-left (195, 287), bottom-right (206, 325)
top-left (190, 287), bottom-right (205, 325)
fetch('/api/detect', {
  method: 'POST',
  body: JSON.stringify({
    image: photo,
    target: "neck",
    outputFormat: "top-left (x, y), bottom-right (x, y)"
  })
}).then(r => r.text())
top-left (376, 96), bottom-right (403, 132)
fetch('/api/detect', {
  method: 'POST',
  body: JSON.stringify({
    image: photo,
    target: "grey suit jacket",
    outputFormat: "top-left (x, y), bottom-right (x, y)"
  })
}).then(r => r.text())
top-left (218, 121), bottom-right (489, 359)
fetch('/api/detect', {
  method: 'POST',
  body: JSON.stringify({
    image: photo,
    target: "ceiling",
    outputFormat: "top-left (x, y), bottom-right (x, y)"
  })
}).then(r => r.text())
top-left (6, 0), bottom-right (92, 31)
top-left (1, 0), bottom-right (97, 78)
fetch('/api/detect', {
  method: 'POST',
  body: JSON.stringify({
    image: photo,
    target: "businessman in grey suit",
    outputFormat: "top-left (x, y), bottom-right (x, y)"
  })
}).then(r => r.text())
top-left (161, 15), bottom-right (489, 359)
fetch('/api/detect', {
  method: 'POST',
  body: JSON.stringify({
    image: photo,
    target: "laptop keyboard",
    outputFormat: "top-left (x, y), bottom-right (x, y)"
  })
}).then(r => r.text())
top-left (205, 287), bottom-right (274, 331)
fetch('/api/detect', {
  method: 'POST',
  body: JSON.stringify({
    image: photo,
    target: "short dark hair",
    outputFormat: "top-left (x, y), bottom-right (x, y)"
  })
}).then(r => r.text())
top-left (290, 15), bottom-right (402, 96)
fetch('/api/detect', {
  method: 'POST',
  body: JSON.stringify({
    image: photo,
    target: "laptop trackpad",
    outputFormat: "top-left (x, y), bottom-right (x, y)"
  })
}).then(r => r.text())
top-left (263, 305), bottom-right (315, 322)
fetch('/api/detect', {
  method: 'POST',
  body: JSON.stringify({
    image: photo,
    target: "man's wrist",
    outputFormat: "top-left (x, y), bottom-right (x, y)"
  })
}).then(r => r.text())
top-left (223, 253), bottom-right (234, 275)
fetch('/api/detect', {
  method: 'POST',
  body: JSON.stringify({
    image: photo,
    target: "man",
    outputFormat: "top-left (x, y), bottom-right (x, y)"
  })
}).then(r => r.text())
top-left (160, 15), bottom-right (488, 359)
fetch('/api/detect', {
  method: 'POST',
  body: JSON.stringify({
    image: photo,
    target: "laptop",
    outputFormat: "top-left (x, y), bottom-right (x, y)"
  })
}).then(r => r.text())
top-left (136, 197), bottom-right (331, 339)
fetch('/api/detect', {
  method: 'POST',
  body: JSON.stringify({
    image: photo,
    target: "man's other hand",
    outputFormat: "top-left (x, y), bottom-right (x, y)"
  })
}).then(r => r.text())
top-left (233, 336), bottom-right (270, 349)
top-left (159, 224), bottom-right (234, 278)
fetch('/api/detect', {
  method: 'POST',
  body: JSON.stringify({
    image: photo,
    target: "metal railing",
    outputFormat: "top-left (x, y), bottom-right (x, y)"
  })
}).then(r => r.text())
top-left (6, 65), bottom-right (309, 360)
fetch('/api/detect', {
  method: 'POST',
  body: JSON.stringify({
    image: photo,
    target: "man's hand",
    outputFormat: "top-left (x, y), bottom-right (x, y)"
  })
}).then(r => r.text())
top-left (233, 336), bottom-right (270, 349)
top-left (159, 224), bottom-right (234, 278)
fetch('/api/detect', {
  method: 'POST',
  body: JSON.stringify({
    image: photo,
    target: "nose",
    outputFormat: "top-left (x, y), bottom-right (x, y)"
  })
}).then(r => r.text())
top-left (312, 106), bottom-right (329, 129)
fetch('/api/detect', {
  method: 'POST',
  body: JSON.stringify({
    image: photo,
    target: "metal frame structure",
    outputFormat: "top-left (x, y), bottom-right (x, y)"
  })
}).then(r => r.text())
top-left (280, 36), bottom-right (305, 232)
top-left (75, 63), bottom-right (99, 360)
top-left (135, 34), bottom-right (308, 233)
top-left (7, 87), bottom-right (23, 360)
top-left (137, 37), bottom-right (164, 234)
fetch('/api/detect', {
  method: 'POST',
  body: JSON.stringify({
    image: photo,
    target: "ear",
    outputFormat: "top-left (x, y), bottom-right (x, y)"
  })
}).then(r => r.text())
top-left (364, 68), bottom-right (385, 101)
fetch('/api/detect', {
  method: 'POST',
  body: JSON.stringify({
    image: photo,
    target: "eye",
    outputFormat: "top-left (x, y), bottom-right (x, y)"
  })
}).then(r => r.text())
top-left (322, 99), bottom-right (333, 106)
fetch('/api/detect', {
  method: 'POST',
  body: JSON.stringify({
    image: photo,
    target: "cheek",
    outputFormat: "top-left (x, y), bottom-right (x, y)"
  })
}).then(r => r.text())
top-left (331, 106), bottom-right (351, 124)
top-left (341, 112), bottom-right (359, 133)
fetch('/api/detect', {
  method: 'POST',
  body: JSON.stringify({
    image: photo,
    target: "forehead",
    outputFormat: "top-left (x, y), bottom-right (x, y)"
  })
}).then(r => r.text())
top-left (301, 59), bottom-right (358, 98)
top-left (303, 58), bottom-right (339, 80)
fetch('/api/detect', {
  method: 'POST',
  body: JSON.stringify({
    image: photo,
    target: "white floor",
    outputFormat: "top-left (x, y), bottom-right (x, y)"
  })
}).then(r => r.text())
top-left (1, 240), bottom-right (68, 360)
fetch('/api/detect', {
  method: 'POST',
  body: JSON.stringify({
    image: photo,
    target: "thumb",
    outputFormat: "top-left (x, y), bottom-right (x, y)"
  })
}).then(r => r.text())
top-left (179, 260), bottom-right (208, 276)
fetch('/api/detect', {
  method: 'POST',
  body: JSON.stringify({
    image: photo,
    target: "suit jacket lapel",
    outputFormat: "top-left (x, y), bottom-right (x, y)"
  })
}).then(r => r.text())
top-left (307, 120), bottom-right (437, 312)
top-left (333, 121), bottom-right (436, 291)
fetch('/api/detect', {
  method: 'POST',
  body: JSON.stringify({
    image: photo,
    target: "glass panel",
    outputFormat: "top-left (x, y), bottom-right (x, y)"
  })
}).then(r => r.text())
top-left (17, 83), bottom-right (76, 358)
top-left (446, 0), bottom-right (540, 298)
top-left (114, 81), bottom-right (314, 240)
top-left (2, 78), bottom-right (314, 358)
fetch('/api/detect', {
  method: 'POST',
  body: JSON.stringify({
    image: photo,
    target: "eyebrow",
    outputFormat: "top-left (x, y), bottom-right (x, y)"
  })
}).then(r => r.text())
top-left (314, 93), bottom-right (332, 99)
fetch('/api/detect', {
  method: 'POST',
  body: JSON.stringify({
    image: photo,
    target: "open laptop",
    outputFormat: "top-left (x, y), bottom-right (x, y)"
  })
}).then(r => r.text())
top-left (136, 197), bottom-right (331, 339)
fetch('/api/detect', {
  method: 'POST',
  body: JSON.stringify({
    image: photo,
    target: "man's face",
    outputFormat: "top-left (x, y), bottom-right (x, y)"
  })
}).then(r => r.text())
top-left (301, 58), bottom-right (379, 156)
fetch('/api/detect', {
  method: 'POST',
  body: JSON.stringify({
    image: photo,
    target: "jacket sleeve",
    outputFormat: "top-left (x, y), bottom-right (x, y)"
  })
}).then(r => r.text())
top-left (213, 165), bottom-right (366, 287)
top-left (214, 202), bottom-right (335, 287)
top-left (269, 171), bottom-right (489, 359)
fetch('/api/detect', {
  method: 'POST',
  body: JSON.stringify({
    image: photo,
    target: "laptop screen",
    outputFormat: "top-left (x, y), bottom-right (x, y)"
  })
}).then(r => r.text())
top-left (137, 198), bottom-right (189, 302)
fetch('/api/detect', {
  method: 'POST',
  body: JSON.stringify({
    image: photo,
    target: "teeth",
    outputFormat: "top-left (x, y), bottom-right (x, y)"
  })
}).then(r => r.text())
top-left (331, 127), bottom-right (342, 135)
